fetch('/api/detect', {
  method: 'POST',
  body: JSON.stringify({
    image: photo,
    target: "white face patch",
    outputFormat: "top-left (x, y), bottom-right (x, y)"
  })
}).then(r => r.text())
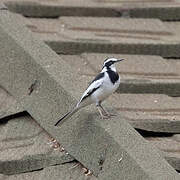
top-left (103, 58), bottom-right (118, 67)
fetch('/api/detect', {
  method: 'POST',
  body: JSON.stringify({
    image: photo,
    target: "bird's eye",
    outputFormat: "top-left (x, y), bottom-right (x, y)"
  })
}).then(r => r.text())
top-left (104, 60), bottom-right (114, 67)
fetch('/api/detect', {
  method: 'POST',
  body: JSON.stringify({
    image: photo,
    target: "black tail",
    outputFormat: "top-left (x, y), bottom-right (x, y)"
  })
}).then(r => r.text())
top-left (54, 107), bottom-right (79, 126)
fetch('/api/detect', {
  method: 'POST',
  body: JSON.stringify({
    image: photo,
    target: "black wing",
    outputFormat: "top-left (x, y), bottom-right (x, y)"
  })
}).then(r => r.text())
top-left (91, 72), bottom-right (104, 83)
top-left (79, 72), bottom-right (104, 102)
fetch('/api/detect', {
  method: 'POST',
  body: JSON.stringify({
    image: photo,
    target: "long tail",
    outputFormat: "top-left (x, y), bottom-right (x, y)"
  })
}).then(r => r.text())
top-left (54, 106), bottom-right (79, 126)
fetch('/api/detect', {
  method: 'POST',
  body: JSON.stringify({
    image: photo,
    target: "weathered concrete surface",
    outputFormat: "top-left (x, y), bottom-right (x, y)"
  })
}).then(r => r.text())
top-left (0, 174), bottom-right (7, 180)
top-left (165, 21), bottom-right (180, 46)
top-left (107, 93), bottom-right (180, 133)
top-left (0, 11), bottom-right (179, 179)
top-left (59, 53), bottom-right (180, 168)
top-left (0, 56), bottom-right (180, 175)
top-left (0, 115), bottom-right (74, 175)
top-left (0, 3), bottom-right (25, 120)
top-left (147, 134), bottom-right (180, 172)
top-left (0, 2), bottom-right (7, 10)
top-left (25, 16), bottom-right (180, 57)
top-left (5, 163), bottom-right (99, 180)
top-left (4, 0), bottom-right (180, 20)
top-left (1, 52), bottom-right (180, 175)
top-left (0, 86), bottom-right (24, 120)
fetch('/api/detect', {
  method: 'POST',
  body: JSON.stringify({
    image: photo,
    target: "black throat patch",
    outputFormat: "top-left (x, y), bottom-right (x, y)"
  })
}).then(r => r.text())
top-left (107, 70), bottom-right (119, 84)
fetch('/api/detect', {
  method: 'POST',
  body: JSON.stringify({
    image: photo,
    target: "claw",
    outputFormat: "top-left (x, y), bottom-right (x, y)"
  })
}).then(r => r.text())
top-left (97, 106), bottom-right (110, 119)
top-left (106, 113), bottom-right (117, 117)
top-left (97, 104), bottom-right (116, 119)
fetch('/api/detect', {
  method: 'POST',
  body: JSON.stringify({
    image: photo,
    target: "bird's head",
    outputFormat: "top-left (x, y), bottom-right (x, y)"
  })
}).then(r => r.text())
top-left (102, 58), bottom-right (124, 72)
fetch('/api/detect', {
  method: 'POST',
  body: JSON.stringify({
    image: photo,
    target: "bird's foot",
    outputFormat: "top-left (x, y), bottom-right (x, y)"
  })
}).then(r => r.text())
top-left (99, 105), bottom-right (116, 118)
top-left (97, 106), bottom-right (116, 119)
top-left (106, 112), bottom-right (117, 117)
top-left (101, 110), bottom-right (117, 118)
top-left (100, 114), bottom-right (110, 119)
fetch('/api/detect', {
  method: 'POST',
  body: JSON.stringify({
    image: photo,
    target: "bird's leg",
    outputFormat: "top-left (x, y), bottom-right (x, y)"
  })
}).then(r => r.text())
top-left (99, 104), bottom-right (116, 117)
top-left (97, 105), bottom-right (109, 119)
top-left (99, 104), bottom-right (109, 116)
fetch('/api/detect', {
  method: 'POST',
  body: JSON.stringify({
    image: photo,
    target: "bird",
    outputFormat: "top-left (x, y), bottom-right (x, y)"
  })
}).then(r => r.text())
top-left (55, 57), bottom-right (124, 126)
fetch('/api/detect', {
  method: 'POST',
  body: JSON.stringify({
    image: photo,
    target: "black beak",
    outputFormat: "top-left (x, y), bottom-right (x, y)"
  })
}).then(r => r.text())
top-left (116, 59), bottom-right (124, 63)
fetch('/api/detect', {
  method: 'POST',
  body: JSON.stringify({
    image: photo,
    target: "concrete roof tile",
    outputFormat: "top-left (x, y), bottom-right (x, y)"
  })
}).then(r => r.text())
top-left (4, 0), bottom-right (180, 20)
top-left (23, 17), bottom-right (180, 57)
top-left (147, 135), bottom-right (180, 171)
top-left (6, 163), bottom-right (98, 180)
top-left (57, 53), bottom-right (180, 97)
top-left (0, 115), bottom-right (74, 175)
top-left (0, 86), bottom-right (24, 120)
top-left (0, 10), bottom-right (179, 179)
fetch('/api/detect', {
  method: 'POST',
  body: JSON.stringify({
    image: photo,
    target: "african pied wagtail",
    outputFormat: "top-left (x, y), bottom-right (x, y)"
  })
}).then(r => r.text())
top-left (55, 58), bottom-right (124, 126)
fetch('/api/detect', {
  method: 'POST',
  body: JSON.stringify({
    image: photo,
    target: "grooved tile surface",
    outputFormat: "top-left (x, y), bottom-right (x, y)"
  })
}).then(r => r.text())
top-left (1, 0), bottom-right (180, 178)
top-left (59, 53), bottom-right (180, 96)
top-left (23, 17), bottom-right (180, 57)
top-left (59, 54), bottom-right (180, 133)
top-left (0, 86), bottom-right (23, 120)
top-left (0, 115), bottom-right (74, 175)
top-left (0, 10), bottom-right (179, 179)
top-left (4, 0), bottom-right (180, 20)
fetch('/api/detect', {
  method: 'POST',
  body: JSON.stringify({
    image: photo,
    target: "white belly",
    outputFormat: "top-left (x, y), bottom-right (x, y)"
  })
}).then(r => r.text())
top-left (78, 71), bottom-right (120, 108)
top-left (91, 74), bottom-right (120, 103)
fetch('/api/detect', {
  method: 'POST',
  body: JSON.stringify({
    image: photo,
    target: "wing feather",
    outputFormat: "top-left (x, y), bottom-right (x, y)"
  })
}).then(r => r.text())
top-left (79, 72), bottom-right (104, 103)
